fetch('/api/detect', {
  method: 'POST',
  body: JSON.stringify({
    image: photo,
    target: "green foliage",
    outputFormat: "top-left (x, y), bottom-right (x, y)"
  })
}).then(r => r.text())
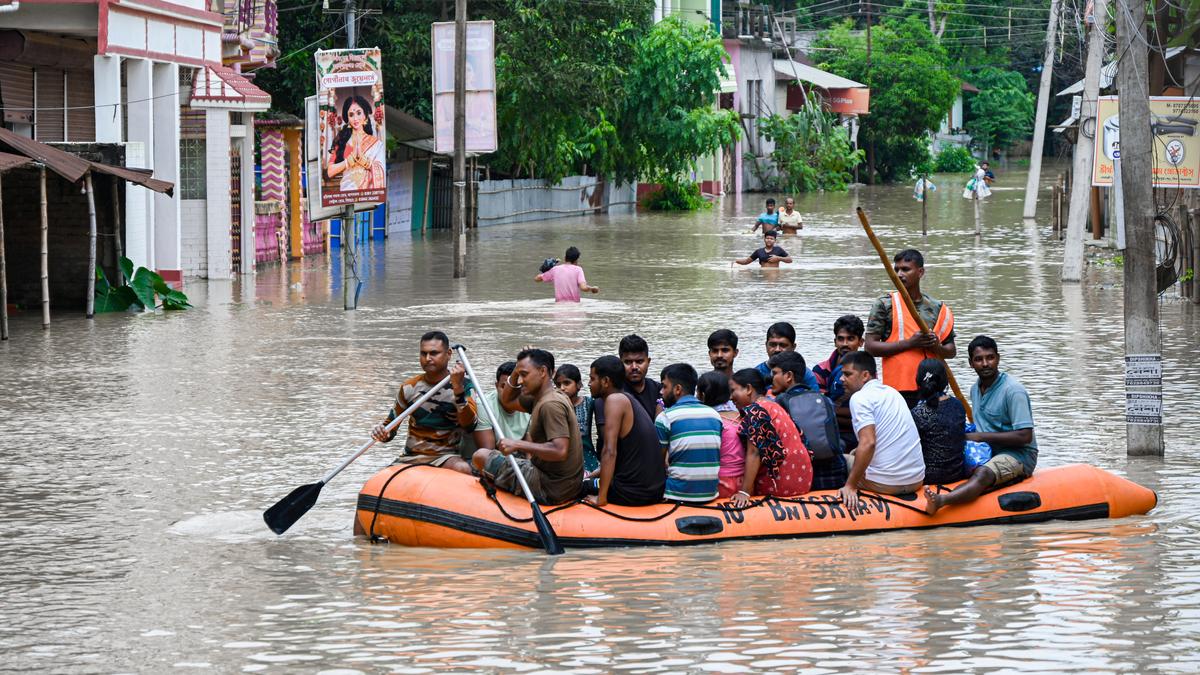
top-left (757, 98), bottom-right (864, 193)
top-left (614, 17), bottom-right (741, 185)
top-left (933, 146), bottom-right (977, 173)
top-left (640, 180), bottom-right (711, 211)
top-left (814, 16), bottom-right (960, 182)
top-left (967, 67), bottom-right (1035, 154)
top-left (95, 257), bottom-right (192, 313)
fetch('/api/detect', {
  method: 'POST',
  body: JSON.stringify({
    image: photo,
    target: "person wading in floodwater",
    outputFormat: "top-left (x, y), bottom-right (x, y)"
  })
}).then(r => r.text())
top-left (535, 246), bottom-right (600, 303)
top-left (864, 249), bottom-right (956, 409)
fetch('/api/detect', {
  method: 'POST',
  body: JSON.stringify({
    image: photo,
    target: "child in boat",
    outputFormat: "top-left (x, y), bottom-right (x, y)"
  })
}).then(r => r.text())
top-left (910, 359), bottom-right (967, 485)
top-left (697, 370), bottom-right (745, 499)
top-left (728, 368), bottom-right (814, 507)
top-left (554, 364), bottom-right (599, 474)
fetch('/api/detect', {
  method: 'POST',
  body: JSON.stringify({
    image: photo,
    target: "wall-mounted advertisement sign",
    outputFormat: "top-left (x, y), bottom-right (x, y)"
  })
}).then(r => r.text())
top-left (1092, 96), bottom-right (1200, 188)
top-left (431, 21), bottom-right (498, 155)
top-left (315, 48), bottom-right (387, 207)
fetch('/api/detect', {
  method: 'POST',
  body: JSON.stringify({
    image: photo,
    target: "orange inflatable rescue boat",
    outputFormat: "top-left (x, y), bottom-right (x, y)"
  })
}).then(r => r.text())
top-left (356, 463), bottom-right (1156, 549)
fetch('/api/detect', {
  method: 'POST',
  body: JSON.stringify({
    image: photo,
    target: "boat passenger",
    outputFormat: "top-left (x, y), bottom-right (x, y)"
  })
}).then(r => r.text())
top-left (750, 197), bottom-right (779, 233)
top-left (534, 246), bottom-right (600, 303)
top-left (472, 360), bottom-right (531, 453)
top-left (697, 371), bottom-right (745, 499)
top-left (924, 336), bottom-right (1038, 516)
top-left (776, 197), bottom-right (803, 234)
top-left (656, 363), bottom-right (723, 503)
top-left (839, 351), bottom-right (925, 508)
top-left (553, 364), bottom-right (598, 474)
top-left (618, 334), bottom-right (662, 419)
top-left (909, 358), bottom-right (968, 485)
top-left (582, 355), bottom-right (666, 507)
top-left (770, 350), bottom-right (849, 491)
top-left (753, 321), bottom-right (819, 392)
top-left (371, 330), bottom-right (476, 475)
top-left (728, 369), bottom-right (814, 508)
top-left (706, 329), bottom-right (739, 412)
top-left (735, 231), bottom-right (792, 267)
top-left (474, 348), bottom-right (584, 505)
top-left (864, 248), bottom-right (957, 409)
top-left (812, 314), bottom-right (866, 451)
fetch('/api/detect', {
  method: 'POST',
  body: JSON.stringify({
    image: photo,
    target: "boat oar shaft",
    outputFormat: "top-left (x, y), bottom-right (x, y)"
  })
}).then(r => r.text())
top-left (855, 207), bottom-right (974, 422)
top-left (453, 344), bottom-right (565, 555)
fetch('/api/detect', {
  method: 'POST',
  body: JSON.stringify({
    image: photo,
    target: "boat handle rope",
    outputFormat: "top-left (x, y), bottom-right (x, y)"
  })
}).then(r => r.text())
top-left (367, 463), bottom-right (422, 542)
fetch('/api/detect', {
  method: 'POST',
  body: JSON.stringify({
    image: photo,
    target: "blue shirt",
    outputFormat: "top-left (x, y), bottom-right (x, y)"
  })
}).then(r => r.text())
top-left (757, 211), bottom-right (779, 226)
top-left (654, 395), bottom-right (721, 502)
top-left (756, 360), bottom-right (820, 393)
top-left (970, 372), bottom-right (1038, 474)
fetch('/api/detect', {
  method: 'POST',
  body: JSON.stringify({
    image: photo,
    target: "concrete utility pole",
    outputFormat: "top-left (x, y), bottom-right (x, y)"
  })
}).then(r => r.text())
top-left (1061, 0), bottom-right (1108, 282)
top-left (1022, 0), bottom-right (1061, 220)
top-left (451, 0), bottom-right (467, 279)
top-left (342, 0), bottom-right (358, 310)
top-left (1115, 0), bottom-right (1164, 456)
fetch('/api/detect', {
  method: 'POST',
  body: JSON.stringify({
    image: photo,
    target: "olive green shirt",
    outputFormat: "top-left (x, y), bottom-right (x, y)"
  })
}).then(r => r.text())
top-left (865, 292), bottom-right (956, 344)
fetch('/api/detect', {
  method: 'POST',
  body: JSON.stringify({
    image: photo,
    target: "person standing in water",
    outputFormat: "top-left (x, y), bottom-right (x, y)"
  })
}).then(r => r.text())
top-left (535, 246), bottom-right (600, 302)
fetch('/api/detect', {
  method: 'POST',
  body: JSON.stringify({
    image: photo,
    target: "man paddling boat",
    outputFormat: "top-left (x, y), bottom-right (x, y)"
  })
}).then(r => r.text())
top-left (864, 249), bottom-right (956, 408)
top-left (371, 331), bottom-right (476, 474)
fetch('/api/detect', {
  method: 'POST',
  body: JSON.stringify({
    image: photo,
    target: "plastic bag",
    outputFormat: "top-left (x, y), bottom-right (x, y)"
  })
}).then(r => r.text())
top-left (963, 422), bottom-right (992, 470)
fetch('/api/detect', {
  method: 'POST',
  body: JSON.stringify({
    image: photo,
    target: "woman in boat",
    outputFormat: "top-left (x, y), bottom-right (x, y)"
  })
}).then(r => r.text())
top-left (326, 94), bottom-right (386, 192)
top-left (728, 369), bottom-right (813, 507)
top-left (697, 371), bottom-right (744, 499)
top-left (910, 358), bottom-right (968, 485)
top-left (554, 364), bottom-right (599, 474)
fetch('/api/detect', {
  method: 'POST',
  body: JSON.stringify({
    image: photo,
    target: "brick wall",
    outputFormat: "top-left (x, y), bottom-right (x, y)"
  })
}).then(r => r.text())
top-left (1, 143), bottom-right (126, 310)
top-left (180, 199), bottom-right (208, 276)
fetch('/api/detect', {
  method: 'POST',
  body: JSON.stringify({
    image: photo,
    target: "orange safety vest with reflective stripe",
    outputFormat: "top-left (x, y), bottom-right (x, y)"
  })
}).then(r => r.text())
top-left (882, 291), bottom-right (954, 392)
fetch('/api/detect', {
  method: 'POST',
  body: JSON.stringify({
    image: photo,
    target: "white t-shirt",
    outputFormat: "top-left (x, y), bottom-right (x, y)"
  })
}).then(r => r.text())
top-left (849, 379), bottom-right (925, 486)
top-left (778, 210), bottom-right (802, 227)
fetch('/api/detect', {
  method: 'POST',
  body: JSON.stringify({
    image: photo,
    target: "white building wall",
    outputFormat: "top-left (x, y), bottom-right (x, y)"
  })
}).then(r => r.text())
top-left (123, 141), bottom-right (152, 271)
top-left (93, 55), bottom-right (122, 143)
top-left (239, 126), bottom-right (256, 274)
top-left (180, 199), bottom-right (208, 275)
top-left (152, 62), bottom-right (181, 271)
top-left (204, 109), bottom-right (233, 279)
top-left (126, 59), bottom-right (155, 270)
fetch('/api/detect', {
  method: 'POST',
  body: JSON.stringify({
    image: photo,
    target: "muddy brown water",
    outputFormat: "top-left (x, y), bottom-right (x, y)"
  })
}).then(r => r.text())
top-left (3, 168), bottom-right (1199, 672)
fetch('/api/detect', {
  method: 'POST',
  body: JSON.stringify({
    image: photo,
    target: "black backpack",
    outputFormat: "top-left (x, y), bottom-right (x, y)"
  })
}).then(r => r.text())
top-left (776, 389), bottom-right (842, 461)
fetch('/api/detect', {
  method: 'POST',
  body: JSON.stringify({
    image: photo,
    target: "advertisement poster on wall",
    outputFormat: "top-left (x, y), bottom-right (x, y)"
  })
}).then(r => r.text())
top-left (1092, 95), bottom-right (1200, 188)
top-left (431, 21), bottom-right (498, 155)
top-left (315, 48), bottom-right (387, 207)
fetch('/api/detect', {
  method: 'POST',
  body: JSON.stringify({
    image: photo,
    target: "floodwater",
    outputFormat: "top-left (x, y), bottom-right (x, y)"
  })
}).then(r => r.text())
top-left (3, 167), bottom-right (1200, 673)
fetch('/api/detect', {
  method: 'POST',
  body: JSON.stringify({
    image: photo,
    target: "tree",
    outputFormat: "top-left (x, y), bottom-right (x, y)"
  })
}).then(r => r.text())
top-left (967, 67), bottom-right (1035, 157)
top-left (758, 94), bottom-right (863, 192)
top-left (614, 17), bottom-right (740, 185)
top-left (814, 16), bottom-right (960, 182)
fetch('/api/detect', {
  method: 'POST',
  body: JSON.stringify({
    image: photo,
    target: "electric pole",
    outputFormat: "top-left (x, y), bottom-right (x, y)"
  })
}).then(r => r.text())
top-left (1022, 0), bottom-right (1061, 220)
top-left (342, 0), bottom-right (358, 309)
top-left (1115, 0), bottom-right (1163, 456)
top-left (452, 0), bottom-right (467, 279)
top-left (1061, 0), bottom-right (1108, 282)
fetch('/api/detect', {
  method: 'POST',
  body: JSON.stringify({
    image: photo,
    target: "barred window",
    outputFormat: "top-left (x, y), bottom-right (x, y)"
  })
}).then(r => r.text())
top-left (179, 138), bottom-right (207, 199)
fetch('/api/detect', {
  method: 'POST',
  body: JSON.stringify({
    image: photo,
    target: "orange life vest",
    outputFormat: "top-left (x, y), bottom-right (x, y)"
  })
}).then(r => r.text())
top-left (882, 291), bottom-right (954, 392)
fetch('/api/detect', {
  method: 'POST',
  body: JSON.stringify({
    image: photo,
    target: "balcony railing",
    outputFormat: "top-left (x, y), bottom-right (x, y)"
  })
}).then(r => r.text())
top-left (722, 3), bottom-right (773, 41)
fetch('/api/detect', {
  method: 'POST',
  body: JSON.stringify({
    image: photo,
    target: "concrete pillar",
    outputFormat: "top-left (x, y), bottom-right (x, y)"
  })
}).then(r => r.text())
top-left (125, 58), bottom-right (155, 271)
top-left (93, 55), bottom-right (122, 143)
top-left (205, 109), bottom-right (233, 279)
top-left (152, 62), bottom-right (181, 274)
top-left (239, 121), bottom-right (256, 275)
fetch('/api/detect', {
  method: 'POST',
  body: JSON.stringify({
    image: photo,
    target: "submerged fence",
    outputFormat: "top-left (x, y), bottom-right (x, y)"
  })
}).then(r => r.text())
top-left (475, 176), bottom-right (637, 227)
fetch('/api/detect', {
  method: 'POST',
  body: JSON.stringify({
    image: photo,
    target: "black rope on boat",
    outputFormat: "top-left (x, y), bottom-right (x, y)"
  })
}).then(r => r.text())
top-left (576, 500), bottom-right (683, 522)
top-left (368, 463), bottom-right (420, 542)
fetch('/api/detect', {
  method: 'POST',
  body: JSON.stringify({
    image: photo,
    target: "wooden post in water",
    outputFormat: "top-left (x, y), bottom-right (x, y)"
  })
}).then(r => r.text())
top-left (40, 167), bottom-right (49, 329)
top-left (1091, 187), bottom-right (1103, 240)
top-left (85, 173), bottom-right (97, 319)
top-left (921, 175), bottom-right (928, 236)
top-left (0, 172), bottom-right (7, 341)
top-left (1180, 203), bottom-right (1193, 300)
top-left (1052, 182), bottom-right (1061, 234)
top-left (973, 187), bottom-right (982, 237)
top-left (111, 175), bottom-right (124, 283)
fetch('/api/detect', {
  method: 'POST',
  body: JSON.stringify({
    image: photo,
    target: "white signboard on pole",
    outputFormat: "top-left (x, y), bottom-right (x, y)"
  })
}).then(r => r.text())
top-left (432, 20), bottom-right (498, 155)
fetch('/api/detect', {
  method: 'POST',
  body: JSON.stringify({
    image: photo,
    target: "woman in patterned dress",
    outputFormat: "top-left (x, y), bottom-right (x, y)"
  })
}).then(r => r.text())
top-left (728, 368), bottom-right (814, 508)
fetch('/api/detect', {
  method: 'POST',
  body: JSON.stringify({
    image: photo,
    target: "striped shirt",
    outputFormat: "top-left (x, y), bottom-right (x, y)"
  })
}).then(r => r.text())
top-left (655, 395), bottom-right (722, 502)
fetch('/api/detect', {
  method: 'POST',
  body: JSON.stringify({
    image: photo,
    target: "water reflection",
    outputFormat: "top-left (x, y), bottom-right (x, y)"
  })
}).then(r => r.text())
top-left (2, 167), bottom-right (1199, 671)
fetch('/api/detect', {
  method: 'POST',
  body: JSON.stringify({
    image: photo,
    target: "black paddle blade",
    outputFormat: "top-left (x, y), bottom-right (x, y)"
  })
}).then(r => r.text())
top-left (530, 504), bottom-right (565, 555)
top-left (263, 481), bottom-right (325, 535)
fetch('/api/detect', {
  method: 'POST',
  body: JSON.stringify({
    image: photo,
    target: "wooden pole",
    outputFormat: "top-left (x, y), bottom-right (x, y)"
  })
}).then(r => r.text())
top-left (1022, 0), bottom-right (1061, 220)
top-left (111, 175), bottom-right (124, 283)
top-left (973, 185), bottom-right (982, 236)
top-left (1115, 0), bottom-right (1163, 456)
top-left (921, 175), bottom-right (928, 236)
top-left (1180, 203), bottom-right (1193, 300)
top-left (0, 172), bottom-right (7, 341)
top-left (855, 207), bottom-right (973, 421)
top-left (1052, 183), bottom-right (1060, 233)
top-left (452, 0), bottom-right (467, 277)
top-left (85, 173), bottom-right (97, 319)
top-left (1090, 186), bottom-right (1103, 240)
top-left (40, 167), bottom-right (49, 329)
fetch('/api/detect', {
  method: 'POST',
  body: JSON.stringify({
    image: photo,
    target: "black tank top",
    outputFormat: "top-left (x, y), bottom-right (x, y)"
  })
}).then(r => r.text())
top-left (607, 392), bottom-right (666, 506)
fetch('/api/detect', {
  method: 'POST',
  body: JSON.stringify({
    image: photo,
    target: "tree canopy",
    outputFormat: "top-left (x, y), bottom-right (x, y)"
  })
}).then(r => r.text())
top-left (967, 66), bottom-right (1036, 155)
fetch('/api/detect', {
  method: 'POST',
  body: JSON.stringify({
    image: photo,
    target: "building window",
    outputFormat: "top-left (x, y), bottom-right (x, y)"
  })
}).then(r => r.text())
top-left (180, 138), bottom-right (207, 199)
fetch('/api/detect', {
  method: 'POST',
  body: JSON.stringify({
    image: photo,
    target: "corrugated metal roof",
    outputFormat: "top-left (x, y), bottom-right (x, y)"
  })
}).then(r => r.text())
top-left (1058, 46), bottom-right (1187, 97)
top-left (0, 151), bottom-right (32, 172)
top-left (87, 162), bottom-right (173, 195)
top-left (773, 59), bottom-right (866, 90)
top-left (190, 64), bottom-right (271, 110)
top-left (0, 126), bottom-right (173, 193)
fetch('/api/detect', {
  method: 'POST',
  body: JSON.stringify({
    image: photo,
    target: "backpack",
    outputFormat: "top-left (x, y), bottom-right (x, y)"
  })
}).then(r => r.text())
top-left (776, 389), bottom-right (842, 461)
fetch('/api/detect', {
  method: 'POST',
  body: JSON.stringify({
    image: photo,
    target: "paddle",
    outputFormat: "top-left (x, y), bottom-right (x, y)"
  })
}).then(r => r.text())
top-left (855, 207), bottom-right (974, 421)
top-left (452, 344), bottom-right (565, 555)
top-left (263, 374), bottom-right (453, 535)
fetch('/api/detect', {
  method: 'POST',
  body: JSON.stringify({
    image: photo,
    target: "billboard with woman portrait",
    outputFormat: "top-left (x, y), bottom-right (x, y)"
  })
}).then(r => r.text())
top-left (315, 48), bottom-right (387, 207)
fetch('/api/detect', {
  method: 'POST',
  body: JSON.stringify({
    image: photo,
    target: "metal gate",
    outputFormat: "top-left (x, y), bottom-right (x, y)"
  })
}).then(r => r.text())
top-left (230, 147), bottom-right (242, 273)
